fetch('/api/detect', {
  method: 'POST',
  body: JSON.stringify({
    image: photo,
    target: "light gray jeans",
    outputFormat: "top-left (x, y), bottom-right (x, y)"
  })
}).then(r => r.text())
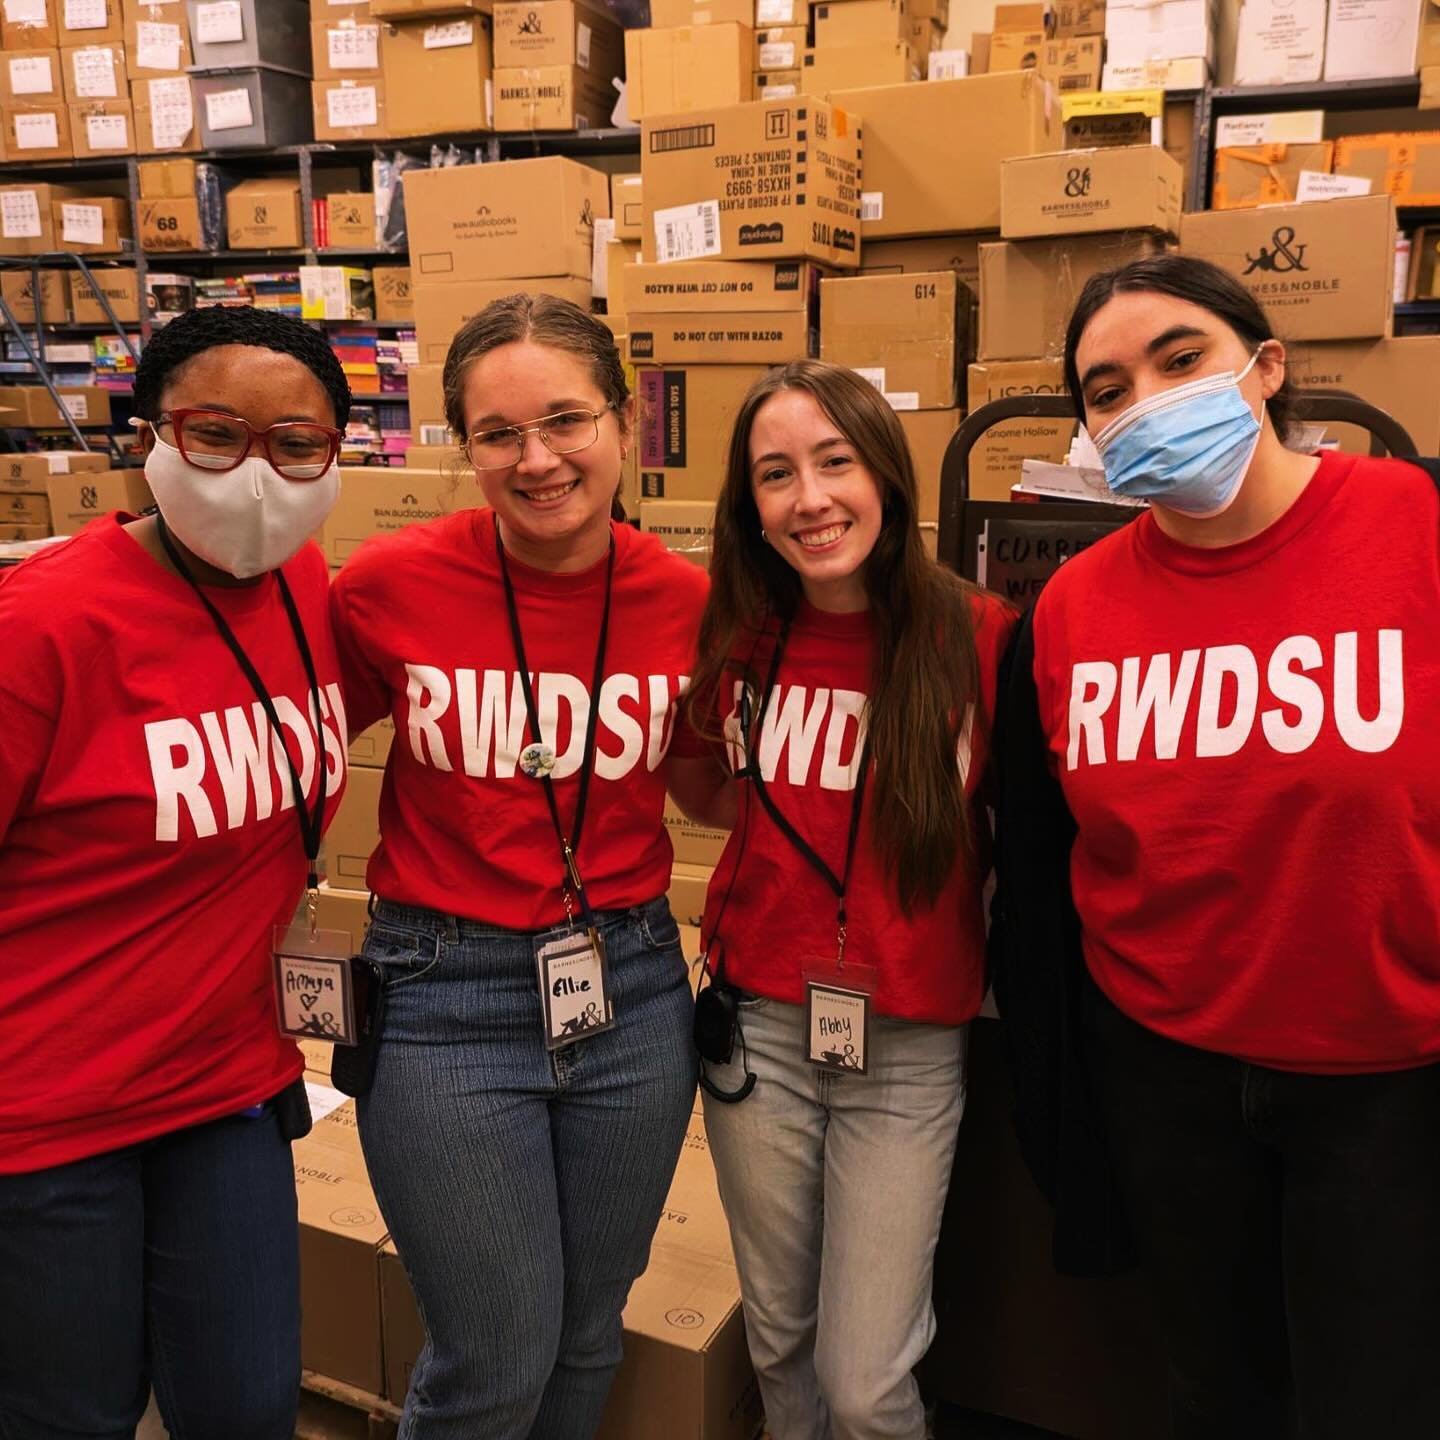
top-left (702, 995), bottom-right (967, 1440)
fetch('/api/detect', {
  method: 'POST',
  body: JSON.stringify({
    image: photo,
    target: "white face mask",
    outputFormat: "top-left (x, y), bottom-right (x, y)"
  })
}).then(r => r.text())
top-left (142, 432), bottom-right (339, 580)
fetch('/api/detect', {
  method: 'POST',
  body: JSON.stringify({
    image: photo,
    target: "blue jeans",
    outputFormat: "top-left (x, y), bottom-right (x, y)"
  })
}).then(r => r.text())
top-left (357, 894), bottom-right (697, 1439)
top-left (703, 997), bottom-right (967, 1440)
top-left (0, 1105), bottom-right (300, 1440)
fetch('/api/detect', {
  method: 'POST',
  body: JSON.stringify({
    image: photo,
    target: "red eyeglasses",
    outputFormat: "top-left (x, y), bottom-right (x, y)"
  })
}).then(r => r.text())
top-left (156, 408), bottom-right (343, 481)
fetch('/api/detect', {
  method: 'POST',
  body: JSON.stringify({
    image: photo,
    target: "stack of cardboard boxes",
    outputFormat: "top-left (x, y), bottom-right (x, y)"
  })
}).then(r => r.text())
top-left (492, 0), bottom-right (624, 132)
top-left (0, 178), bottom-right (131, 257)
top-left (0, 447), bottom-right (120, 542)
top-left (624, 0), bottom-right (752, 121)
top-left (802, 0), bottom-right (924, 96)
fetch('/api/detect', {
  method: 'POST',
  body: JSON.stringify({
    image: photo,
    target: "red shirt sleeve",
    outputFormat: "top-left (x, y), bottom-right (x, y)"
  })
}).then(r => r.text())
top-left (329, 563), bottom-right (391, 738)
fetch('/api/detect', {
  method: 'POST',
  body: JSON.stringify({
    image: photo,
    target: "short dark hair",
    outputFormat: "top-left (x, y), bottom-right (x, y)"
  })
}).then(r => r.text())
top-left (133, 305), bottom-right (352, 427)
top-left (1063, 253), bottom-right (1293, 442)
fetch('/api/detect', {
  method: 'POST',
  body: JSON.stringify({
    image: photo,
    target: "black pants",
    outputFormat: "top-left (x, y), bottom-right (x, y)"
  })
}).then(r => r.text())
top-left (1085, 984), bottom-right (1440, 1440)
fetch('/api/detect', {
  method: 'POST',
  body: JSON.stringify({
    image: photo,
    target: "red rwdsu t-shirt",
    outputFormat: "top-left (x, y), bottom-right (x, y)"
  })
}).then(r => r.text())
top-left (686, 591), bottom-right (1014, 1026)
top-left (0, 518), bottom-right (347, 1174)
top-left (329, 509), bottom-right (709, 928)
top-left (1032, 451), bottom-right (1440, 1073)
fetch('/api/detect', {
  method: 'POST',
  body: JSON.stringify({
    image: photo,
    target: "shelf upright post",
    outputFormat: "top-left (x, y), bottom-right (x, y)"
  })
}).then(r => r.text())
top-left (300, 145), bottom-right (317, 253)
top-left (126, 156), bottom-right (152, 345)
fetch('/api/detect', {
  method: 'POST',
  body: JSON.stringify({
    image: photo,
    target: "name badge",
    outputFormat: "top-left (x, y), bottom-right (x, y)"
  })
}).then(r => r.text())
top-left (272, 922), bottom-right (360, 1045)
top-left (803, 960), bottom-right (875, 1075)
top-left (535, 929), bottom-right (616, 1051)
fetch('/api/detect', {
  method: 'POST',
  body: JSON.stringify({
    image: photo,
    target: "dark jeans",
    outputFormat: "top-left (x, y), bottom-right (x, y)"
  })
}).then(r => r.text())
top-left (0, 1103), bottom-right (300, 1440)
top-left (1085, 983), bottom-right (1440, 1440)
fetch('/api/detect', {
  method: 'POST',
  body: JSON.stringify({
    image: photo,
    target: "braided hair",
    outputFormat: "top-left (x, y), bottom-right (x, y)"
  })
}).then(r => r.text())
top-left (133, 305), bottom-right (352, 428)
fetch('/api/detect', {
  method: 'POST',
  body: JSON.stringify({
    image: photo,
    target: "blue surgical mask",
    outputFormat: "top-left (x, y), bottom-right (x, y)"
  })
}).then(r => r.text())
top-left (1092, 349), bottom-right (1265, 518)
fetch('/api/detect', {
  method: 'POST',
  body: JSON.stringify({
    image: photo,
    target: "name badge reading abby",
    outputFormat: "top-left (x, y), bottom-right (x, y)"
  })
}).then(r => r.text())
top-left (536, 929), bottom-right (616, 1051)
top-left (273, 923), bottom-right (360, 1045)
top-left (803, 960), bottom-right (876, 1075)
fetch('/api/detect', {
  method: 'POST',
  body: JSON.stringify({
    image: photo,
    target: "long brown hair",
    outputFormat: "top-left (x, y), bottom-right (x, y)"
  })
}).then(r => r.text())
top-left (687, 360), bottom-right (984, 912)
top-left (441, 292), bottom-right (629, 520)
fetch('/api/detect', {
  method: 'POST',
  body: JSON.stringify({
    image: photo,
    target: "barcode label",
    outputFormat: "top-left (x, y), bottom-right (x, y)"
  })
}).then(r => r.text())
top-left (860, 191), bottom-right (883, 221)
top-left (418, 423), bottom-right (450, 445)
top-left (854, 367), bottom-right (886, 392)
top-left (653, 200), bottom-right (721, 264)
top-left (884, 391), bottom-right (919, 411)
top-left (648, 122), bottom-right (715, 155)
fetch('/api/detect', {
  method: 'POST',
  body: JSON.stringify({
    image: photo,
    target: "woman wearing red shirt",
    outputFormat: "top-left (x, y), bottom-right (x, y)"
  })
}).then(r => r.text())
top-left (669, 361), bottom-right (1012, 1439)
top-left (996, 254), bottom-right (1440, 1437)
top-left (0, 306), bottom-right (349, 1436)
top-left (329, 294), bottom-right (704, 1436)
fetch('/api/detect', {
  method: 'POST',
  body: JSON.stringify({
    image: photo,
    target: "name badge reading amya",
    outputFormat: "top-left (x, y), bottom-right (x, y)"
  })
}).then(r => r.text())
top-left (273, 923), bottom-right (360, 1044)
top-left (535, 929), bottom-right (616, 1050)
top-left (803, 959), bottom-right (875, 1075)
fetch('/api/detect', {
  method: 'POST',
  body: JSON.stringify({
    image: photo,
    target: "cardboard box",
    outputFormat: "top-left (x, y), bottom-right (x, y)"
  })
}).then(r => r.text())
top-left (2, 0), bottom-right (57, 49)
top-left (1039, 34), bottom-right (1102, 89)
top-left (125, 0), bottom-right (193, 79)
top-left (1104, 0), bottom-right (1211, 61)
top-left (0, 183), bottom-right (80, 255)
top-left (1283, 335), bottom-right (1440, 456)
top-left (311, 15), bottom-right (382, 81)
top-left (1, 492), bottom-right (50, 527)
top-left (833, 72), bottom-right (1056, 240)
top-left (0, 448), bottom-right (108, 490)
top-left (45, 466), bottom-right (151, 531)
top-left (71, 265), bottom-right (140, 322)
top-left (905, 13), bottom-right (944, 54)
top-left (651, 0), bottom-right (752, 22)
top-left (989, 26), bottom-right (1048, 70)
top-left (404, 157), bottom-right (607, 284)
top-left (966, 358), bottom-right (1074, 501)
top-left (667, 860), bottom-right (714, 926)
top-left (1, 49), bottom-right (62, 101)
top-left (754, 66), bottom-right (803, 98)
top-left (604, 237), bottom-right (640, 326)
top-left (50, 195), bottom-right (129, 253)
top-left (635, 364), bottom-right (769, 500)
top-left (664, 796), bottom-right (728, 867)
top-left (225, 177), bottom-right (304, 250)
top-left (324, 759), bottom-right (382, 885)
top-left (0, 385), bottom-right (112, 430)
top-left (293, 1102), bottom-right (389, 1398)
top-left (978, 231), bottom-right (1164, 360)
top-left (58, 0), bottom-right (123, 46)
top-left (803, 40), bottom-right (918, 92)
top-left (137, 155), bottom-right (199, 198)
top-left (369, 0), bottom-right (486, 16)
top-left (492, 63), bottom-right (614, 130)
top-left (1001, 146), bottom-right (1182, 239)
top-left (59, 41), bottom-right (126, 103)
top-left (138, 195), bottom-right (205, 250)
top-left (379, 14), bottom-right (493, 137)
top-left (1212, 141), bottom-right (1335, 209)
top-left (755, 23), bottom-right (804, 68)
top-left (639, 496), bottom-right (715, 565)
top-left (1233, 0), bottom-right (1326, 85)
top-left (1423, 0), bottom-right (1440, 66)
top-left (347, 718), bottom-right (395, 771)
top-left (305, 883), bottom-right (373, 958)
top-left (859, 233), bottom-right (987, 294)
top-left (820, 270), bottom-right (968, 409)
top-left (1102, 54), bottom-right (1209, 89)
top-left (132, 74), bottom-right (200, 152)
top-left (1213, 109), bottom-right (1325, 148)
top-left (324, 191), bottom-right (375, 249)
top-left (407, 361), bottom-right (447, 443)
top-left (1178, 194), bottom-right (1395, 342)
top-left (68, 97), bottom-right (134, 155)
top-left (897, 406), bottom-right (958, 520)
top-left (1054, 0), bottom-right (1106, 34)
top-left (374, 263), bottom-right (412, 321)
top-left (641, 96), bottom-right (860, 267)
top-left (193, 67), bottom-right (316, 151)
top-left (4, 101), bottom-right (73, 161)
top-left (1334, 132), bottom-right (1440, 207)
top-left (0, 268), bottom-right (70, 325)
top-left (611, 172), bottom-right (643, 241)
top-left (312, 77), bottom-right (388, 141)
top-left (630, 309), bottom-right (811, 363)
top-left (624, 23), bottom-right (752, 120)
top-left (812, 0), bottom-right (907, 44)
top-left (623, 256), bottom-right (823, 313)
top-left (411, 274), bottom-right (592, 363)
top-left (1323, 0), bottom-right (1421, 81)
top-left (324, 463), bottom-right (457, 567)
top-left (493, 0), bottom-right (623, 73)
top-left (1060, 86), bottom-right (1163, 149)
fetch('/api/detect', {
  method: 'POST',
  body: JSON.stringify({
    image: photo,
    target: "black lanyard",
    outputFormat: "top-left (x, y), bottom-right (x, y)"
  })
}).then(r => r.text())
top-left (155, 516), bottom-right (326, 892)
top-left (745, 622), bottom-right (871, 960)
top-left (495, 525), bottom-right (615, 929)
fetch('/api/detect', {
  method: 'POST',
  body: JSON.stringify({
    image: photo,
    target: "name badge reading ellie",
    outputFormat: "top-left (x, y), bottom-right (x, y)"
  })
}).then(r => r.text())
top-left (803, 960), bottom-right (875, 1075)
top-left (536, 929), bottom-right (615, 1050)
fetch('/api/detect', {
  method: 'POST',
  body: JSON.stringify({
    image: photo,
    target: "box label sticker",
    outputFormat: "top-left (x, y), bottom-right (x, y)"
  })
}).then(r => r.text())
top-left (418, 422), bottom-right (449, 444)
top-left (71, 45), bottom-right (118, 97)
top-left (1295, 170), bottom-right (1371, 202)
top-left (759, 39), bottom-right (795, 66)
top-left (756, 0), bottom-right (795, 21)
top-left (855, 366), bottom-right (886, 391)
top-left (860, 191), bottom-right (884, 221)
top-left (62, 0), bottom-right (105, 29)
top-left (205, 85), bottom-right (253, 131)
top-left (14, 111), bottom-right (59, 149)
top-left (423, 18), bottom-right (472, 47)
top-left (194, 0), bottom-right (242, 43)
top-left (147, 75), bottom-right (193, 148)
top-left (0, 189), bottom-right (42, 237)
top-left (3, 0), bottom-right (48, 23)
top-left (654, 200), bottom-right (721, 263)
top-left (485, 75), bottom-right (493, 125)
top-left (326, 83), bottom-right (377, 128)
top-left (61, 202), bottom-right (103, 246)
top-left (591, 215), bottom-right (616, 296)
top-left (927, 47), bottom-right (969, 79)
top-left (885, 391), bottom-right (920, 410)
top-left (9, 54), bottom-right (53, 94)
top-left (328, 22), bottom-right (378, 69)
top-left (86, 111), bottom-right (128, 148)
top-left (61, 393), bottom-right (89, 420)
top-left (135, 19), bottom-right (181, 69)
top-left (576, 18), bottom-right (591, 67)
top-left (761, 81), bottom-right (796, 96)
